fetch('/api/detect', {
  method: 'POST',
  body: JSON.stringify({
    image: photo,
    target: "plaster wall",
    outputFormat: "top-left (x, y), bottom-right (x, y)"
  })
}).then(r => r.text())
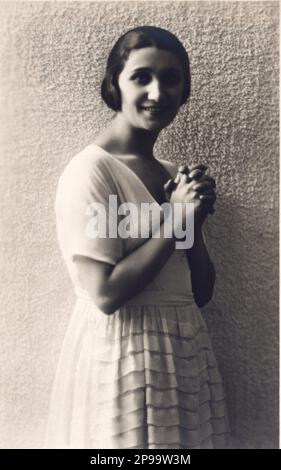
top-left (0, 1), bottom-right (278, 448)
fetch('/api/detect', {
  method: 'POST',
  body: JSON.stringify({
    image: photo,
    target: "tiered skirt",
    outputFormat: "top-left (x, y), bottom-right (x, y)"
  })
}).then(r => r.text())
top-left (45, 298), bottom-right (230, 449)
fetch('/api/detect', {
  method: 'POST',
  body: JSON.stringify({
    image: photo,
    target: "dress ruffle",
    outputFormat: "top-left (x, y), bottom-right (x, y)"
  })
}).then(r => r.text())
top-left (46, 145), bottom-right (231, 449)
top-left (45, 299), bottom-right (231, 449)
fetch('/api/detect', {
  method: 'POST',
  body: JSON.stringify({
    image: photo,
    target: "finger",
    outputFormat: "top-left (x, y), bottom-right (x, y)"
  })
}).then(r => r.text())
top-left (188, 169), bottom-right (204, 181)
top-left (193, 181), bottom-right (216, 192)
top-left (177, 173), bottom-right (189, 186)
top-left (196, 189), bottom-right (216, 199)
top-left (178, 164), bottom-right (189, 175)
top-left (174, 173), bottom-right (181, 184)
top-left (199, 194), bottom-right (216, 203)
top-left (186, 178), bottom-right (199, 190)
top-left (188, 163), bottom-right (208, 173)
top-left (164, 178), bottom-right (176, 193)
top-left (198, 190), bottom-right (216, 200)
top-left (198, 175), bottom-right (216, 188)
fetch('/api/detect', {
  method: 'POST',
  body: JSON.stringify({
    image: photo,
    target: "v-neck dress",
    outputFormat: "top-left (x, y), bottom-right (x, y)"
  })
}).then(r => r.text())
top-left (45, 144), bottom-right (231, 449)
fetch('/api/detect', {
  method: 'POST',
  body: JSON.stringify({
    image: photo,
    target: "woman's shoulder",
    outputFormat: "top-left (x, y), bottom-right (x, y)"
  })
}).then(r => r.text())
top-left (55, 145), bottom-right (115, 204)
top-left (58, 144), bottom-right (112, 185)
top-left (63, 144), bottom-right (107, 174)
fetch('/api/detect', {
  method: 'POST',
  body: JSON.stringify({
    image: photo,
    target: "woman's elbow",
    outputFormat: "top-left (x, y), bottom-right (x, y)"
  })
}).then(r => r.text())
top-left (95, 294), bottom-right (121, 316)
top-left (194, 290), bottom-right (214, 308)
top-left (194, 267), bottom-right (216, 308)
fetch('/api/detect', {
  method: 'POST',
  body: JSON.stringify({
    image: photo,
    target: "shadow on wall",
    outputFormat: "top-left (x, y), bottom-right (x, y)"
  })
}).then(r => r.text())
top-left (202, 195), bottom-right (279, 449)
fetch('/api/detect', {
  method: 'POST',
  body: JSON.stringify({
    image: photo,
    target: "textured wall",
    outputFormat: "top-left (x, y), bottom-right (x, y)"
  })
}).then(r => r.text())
top-left (0, 1), bottom-right (278, 449)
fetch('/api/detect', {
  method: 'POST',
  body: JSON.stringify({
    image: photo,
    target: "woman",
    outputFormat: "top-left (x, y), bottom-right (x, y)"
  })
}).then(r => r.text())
top-left (46, 26), bottom-right (230, 449)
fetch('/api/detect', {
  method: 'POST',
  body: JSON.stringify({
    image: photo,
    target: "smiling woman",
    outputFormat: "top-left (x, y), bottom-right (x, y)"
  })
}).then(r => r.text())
top-left (45, 26), bottom-right (230, 449)
top-left (116, 47), bottom-right (185, 131)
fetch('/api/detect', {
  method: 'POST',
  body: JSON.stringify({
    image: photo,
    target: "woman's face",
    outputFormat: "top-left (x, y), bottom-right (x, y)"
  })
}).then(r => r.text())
top-left (117, 47), bottom-right (185, 132)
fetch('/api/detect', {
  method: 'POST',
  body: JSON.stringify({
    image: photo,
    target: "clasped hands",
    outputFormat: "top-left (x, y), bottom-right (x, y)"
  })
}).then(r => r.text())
top-left (164, 163), bottom-right (216, 229)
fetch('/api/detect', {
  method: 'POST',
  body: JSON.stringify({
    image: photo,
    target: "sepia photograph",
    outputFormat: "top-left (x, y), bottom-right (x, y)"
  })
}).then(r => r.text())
top-left (0, 0), bottom-right (279, 451)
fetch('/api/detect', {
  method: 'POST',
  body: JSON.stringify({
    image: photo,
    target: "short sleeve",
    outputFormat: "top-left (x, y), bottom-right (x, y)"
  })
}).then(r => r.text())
top-left (55, 149), bottom-right (123, 266)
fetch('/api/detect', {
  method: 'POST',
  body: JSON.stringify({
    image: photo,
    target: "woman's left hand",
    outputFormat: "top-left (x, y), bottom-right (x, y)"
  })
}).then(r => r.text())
top-left (165, 163), bottom-right (217, 227)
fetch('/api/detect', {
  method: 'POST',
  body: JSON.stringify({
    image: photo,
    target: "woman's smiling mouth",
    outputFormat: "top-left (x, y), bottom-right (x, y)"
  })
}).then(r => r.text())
top-left (140, 105), bottom-right (168, 116)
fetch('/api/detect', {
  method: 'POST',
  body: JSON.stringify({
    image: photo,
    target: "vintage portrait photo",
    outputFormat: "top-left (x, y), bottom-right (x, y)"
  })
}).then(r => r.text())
top-left (0, 0), bottom-right (279, 451)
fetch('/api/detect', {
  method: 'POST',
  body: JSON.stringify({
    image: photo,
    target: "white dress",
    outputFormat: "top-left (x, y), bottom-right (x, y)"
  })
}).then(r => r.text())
top-left (45, 144), bottom-right (231, 449)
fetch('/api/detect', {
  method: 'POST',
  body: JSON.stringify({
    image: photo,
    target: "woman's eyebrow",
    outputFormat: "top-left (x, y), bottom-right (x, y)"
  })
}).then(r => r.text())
top-left (131, 66), bottom-right (181, 74)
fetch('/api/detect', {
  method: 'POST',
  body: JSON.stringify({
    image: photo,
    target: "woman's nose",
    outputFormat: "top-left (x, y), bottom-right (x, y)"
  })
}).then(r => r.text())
top-left (147, 79), bottom-right (164, 101)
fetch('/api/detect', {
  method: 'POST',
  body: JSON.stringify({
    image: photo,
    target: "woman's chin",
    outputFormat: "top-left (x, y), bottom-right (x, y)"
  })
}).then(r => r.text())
top-left (140, 116), bottom-right (173, 132)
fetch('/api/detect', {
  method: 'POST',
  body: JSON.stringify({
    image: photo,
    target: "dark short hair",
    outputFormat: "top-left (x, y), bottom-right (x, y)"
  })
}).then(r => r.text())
top-left (101, 26), bottom-right (191, 111)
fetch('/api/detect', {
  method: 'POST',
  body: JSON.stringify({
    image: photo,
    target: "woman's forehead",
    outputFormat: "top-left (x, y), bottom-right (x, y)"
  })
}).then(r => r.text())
top-left (122, 47), bottom-right (182, 73)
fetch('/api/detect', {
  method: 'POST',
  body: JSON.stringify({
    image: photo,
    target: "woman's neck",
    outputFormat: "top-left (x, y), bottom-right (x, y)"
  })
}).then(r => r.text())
top-left (97, 113), bottom-right (161, 159)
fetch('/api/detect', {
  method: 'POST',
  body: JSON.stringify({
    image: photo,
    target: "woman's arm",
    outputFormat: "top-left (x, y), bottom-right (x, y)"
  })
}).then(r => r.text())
top-left (74, 218), bottom-right (176, 315)
top-left (74, 175), bottom-right (201, 315)
top-left (173, 163), bottom-right (216, 308)
top-left (185, 227), bottom-right (216, 308)
top-left (74, 172), bottom-right (213, 314)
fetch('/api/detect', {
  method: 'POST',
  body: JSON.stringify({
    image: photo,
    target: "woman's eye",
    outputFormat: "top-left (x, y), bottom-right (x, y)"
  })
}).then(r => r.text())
top-left (162, 72), bottom-right (181, 87)
top-left (131, 71), bottom-right (181, 87)
top-left (132, 72), bottom-right (151, 85)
